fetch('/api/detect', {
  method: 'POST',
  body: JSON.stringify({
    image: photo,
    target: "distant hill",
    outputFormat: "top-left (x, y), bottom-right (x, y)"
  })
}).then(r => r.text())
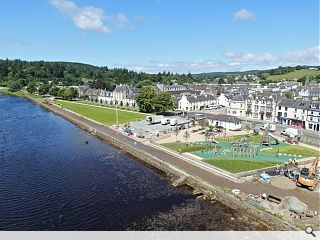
top-left (195, 66), bottom-right (320, 79)
top-left (265, 69), bottom-right (320, 81)
top-left (193, 69), bottom-right (263, 77)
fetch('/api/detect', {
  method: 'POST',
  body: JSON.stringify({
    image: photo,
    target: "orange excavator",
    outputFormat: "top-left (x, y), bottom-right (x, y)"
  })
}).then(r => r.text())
top-left (296, 158), bottom-right (319, 191)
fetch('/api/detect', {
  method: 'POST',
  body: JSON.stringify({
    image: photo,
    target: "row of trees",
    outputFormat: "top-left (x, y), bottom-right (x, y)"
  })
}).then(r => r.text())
top-left (1, 59), bottom-right (319, 91)
top-left (25, 81), bottom-right (78, 100)
top-left (135, 87), bottom-right (175, 113)
top-left (0, 59), bottom-right (206, 91)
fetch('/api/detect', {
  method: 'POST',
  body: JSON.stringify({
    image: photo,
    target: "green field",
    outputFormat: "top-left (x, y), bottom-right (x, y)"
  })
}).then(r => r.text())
top-left (266, 69), bottom-right (319, 81)
top-left (203, 158), bottom-right (278, 173)
top-left (55, 100), bottom-right (146, 125)
top-left (263, 145), bottom-right (319, 157)
top-left (161, 142), bottom-right (221, 153)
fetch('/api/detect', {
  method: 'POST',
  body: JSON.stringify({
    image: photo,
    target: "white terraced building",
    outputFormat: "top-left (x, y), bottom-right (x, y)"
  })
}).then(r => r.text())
top-left (98, 84), bottom-right (140, 107)
top-left (178, 94), bottom-right (217, 111)
top-left (227, 93), bottom-right (279, 122)
top-left (307, 101), bottom-right (320, 131)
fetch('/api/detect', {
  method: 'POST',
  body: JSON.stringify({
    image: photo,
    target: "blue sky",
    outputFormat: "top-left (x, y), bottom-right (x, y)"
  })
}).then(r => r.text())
top-left (0, 0), bottom-right (319, 73)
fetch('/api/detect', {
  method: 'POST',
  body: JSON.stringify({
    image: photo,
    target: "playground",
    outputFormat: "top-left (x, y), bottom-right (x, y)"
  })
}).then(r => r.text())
top-left (191, 141), bottom-right (304, 163)
top-left (159, 130), bottom-right (319, 173)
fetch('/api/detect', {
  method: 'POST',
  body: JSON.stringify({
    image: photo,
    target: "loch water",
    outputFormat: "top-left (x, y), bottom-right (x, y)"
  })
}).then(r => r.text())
top-left (0, 94), bottom-right (266, 230)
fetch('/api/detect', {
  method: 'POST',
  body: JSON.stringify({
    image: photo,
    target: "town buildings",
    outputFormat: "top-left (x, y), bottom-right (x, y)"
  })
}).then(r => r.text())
top-left (76, 78), bottom-right (320, 132)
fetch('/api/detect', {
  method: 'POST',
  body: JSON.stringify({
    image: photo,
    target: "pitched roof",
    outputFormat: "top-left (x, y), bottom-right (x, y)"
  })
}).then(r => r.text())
top-left (186, 94), bottom-right (216, 103)
top-left (278, 99), bottom-right (311, 110)
top-left (206, 114), bottom-right (242, 123)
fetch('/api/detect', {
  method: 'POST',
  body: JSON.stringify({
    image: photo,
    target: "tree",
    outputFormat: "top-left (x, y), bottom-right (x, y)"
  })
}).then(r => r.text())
top-left (49, 86), bottom-right (60, 96)
top-left (218, 78), bottom-right (226, 85)
top-left (192, 119), bottom-right (196, 128)
top-left (57, 87), bottom-right (78, 100)
top-left (38, 84), bottom-right (50, 95)
top-left (26, 82), bottom-right (37, 94)
top-left (284, 91), bottom-right (294, 99)
top-left (183, 130), bottom-right (190, 144)
top-left (198, 119), bottom-right (207, 130)
top-left (8, 80), bottom-right (21, 92)
top-left (135, 79), bottom-right (153, 88)
top-left (173, 127), bottom-right (180, 142)
top-left (135, 87), bottom-right (157, 113)
top-left (204, 129), bottom-right (210, 144)
top-left (152, 92), bottom-right (175, 113)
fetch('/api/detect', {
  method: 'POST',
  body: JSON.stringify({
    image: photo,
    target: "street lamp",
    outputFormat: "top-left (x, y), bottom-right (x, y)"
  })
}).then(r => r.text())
top-left (116, 101), bottom-right (119, 125)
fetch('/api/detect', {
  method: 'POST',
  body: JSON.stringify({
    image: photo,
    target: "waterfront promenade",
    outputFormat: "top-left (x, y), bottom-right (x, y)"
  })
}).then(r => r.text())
top-left (46, 103), bottom-right (320, 212)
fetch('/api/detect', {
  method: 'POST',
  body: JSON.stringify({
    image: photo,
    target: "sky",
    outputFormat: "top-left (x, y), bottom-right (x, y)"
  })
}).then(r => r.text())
top-left (0, 0), bottom-right (319, 73)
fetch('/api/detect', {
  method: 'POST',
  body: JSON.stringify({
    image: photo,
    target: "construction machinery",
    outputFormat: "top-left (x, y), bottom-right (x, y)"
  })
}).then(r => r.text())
top-left (296, 158), bottom-right (319, 191)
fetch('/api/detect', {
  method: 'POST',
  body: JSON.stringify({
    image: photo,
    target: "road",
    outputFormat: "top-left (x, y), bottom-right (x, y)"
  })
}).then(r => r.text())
top-left (48, 103), bottom-right (320, 212)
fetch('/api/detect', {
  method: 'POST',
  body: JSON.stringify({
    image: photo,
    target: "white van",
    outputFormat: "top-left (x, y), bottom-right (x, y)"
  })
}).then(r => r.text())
top-left (170, 118), bottom-right (178, 126)
top-left (161, 118), bottom-right (170, 125)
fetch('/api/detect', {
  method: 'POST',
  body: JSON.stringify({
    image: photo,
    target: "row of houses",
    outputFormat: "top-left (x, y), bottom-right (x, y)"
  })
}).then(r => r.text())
top-left (78, 85), bottom-right (140, 107)
top-left (179, 91), bottom-right (320, 131)
top-left (277, 99), bottom-right (320, 131)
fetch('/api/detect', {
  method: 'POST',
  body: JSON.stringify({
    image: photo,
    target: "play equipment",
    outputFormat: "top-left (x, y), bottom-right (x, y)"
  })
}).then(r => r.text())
top-left (296, 158), bottom-right (319, 191)
top-left (231, 137), bottom-right (260, 158)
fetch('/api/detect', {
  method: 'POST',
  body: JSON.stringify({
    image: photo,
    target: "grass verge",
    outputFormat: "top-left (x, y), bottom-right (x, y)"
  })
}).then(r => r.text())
top-left (0, 89), bottom-right (45, 102)
top-left (263, 145), bottom-right (319, 157)
top-left (161, 142), bottom-right (221, 153)
top-left (203, 158), bottom-right (279, 173)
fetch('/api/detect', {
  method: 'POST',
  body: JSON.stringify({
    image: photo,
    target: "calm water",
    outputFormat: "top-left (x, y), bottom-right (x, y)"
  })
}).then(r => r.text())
top-left (0, 94), bottom-right (265, 231)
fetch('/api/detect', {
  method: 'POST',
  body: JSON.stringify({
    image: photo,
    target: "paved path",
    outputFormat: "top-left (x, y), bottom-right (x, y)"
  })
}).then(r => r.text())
top-left (48, 103), bottom-right (320, 212)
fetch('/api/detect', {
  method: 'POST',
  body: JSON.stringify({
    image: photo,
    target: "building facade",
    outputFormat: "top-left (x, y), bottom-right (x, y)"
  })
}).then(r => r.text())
top-left (178, 94), bottom-right (217, 111)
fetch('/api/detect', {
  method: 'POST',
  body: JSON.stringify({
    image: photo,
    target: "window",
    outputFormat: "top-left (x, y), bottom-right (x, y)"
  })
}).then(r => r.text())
top-left (232, 111), bottom-right (236, 114)
top-left (285, 107), bottom-right (288, 111)
top-left (284, 113), bottom-right (287, 117)
top-left (279, 106), bottom-right (281, 110)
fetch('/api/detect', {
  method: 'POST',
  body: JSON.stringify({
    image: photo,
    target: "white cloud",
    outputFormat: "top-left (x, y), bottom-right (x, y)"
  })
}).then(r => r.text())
top-left (114, 45), bottom-right (320, 74)
top-left (49, 0), bottom-right (131, 32)
top-left (113, 13), bottom-right (132, 29)
top-left (224, 45), bottom-right (320, 69)
top-left (233, 8), bottom-right (255, 20)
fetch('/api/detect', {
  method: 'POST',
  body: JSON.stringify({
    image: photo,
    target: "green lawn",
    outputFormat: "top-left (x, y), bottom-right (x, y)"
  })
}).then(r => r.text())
top-left (161, 142), bottom-right (221, 153)
top-left (266, 69), bottom-right (319, 81)
top-left (264, 145), bottom-right (319, 157)
top-left (216, 134), bottom-right (263, 143)
top-left (203, 158), bottom-right (279, 173)
top-left (77, 100), bottom-right (140, 112)
top-left (55, 100), bottom-right (146, 125)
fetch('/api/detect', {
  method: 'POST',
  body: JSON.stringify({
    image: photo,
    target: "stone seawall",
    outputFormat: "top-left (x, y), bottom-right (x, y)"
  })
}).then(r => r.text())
top-left (38, 102), bottom-right (297, 231)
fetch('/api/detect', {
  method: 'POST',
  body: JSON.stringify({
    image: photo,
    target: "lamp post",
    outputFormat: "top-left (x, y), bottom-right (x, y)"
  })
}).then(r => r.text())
top-left (116, 101), bottom-right (119, 125)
